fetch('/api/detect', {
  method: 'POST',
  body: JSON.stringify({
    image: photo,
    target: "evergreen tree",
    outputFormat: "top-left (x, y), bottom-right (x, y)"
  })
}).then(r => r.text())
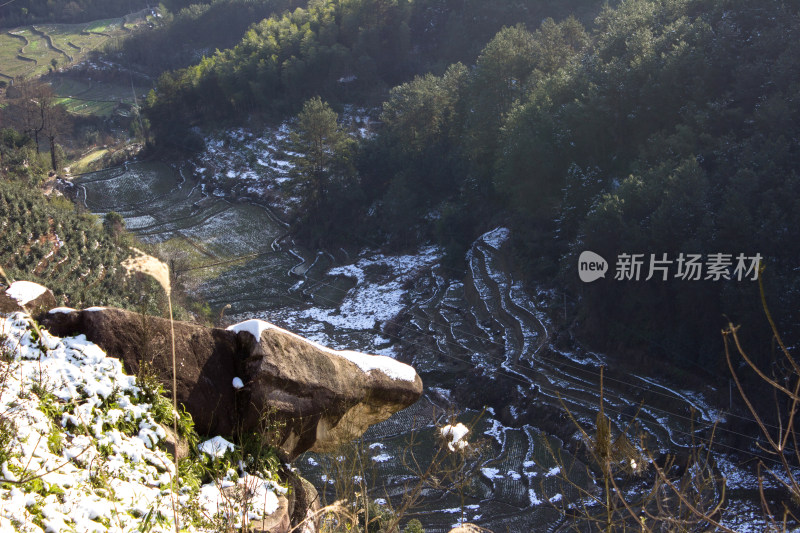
top-left (287, 97), bottom-right (358, 244)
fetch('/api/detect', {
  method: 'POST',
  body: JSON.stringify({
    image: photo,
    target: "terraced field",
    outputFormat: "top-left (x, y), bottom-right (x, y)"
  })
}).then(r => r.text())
top-left (460, 231), bottom-right (717, 448)
top-left (0, 10), bottom-right (151, 83)
top-left (49, 76), bottom-right (149, 116)
top-left (73, 162), bottom-right (301, 310)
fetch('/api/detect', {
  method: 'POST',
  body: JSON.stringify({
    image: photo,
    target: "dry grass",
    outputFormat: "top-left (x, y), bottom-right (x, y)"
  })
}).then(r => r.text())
top-left (121, 247), bottom-right (179, 530)
top-left (121, 247), bottom-right (171, 296)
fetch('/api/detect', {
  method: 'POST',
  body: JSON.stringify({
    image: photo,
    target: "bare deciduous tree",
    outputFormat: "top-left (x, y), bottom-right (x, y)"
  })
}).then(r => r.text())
top-left (723, 270), bottom-right (800, 530)
top-left (9, 77), bottom-right (66, 170)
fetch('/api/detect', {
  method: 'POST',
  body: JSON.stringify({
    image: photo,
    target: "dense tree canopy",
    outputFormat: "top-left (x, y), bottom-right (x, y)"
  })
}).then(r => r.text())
top-left (0, 0), bottom-right (210, 25)
top-left (113, 0), bottom-right (304, 75)
top-left (0, 0), bottom-right (143, 25)
top-left (142, 0), bottom-right (604, 142)
top-left (355, 0), bottom-right (800, 367)
top-left (287, 97), bottom-right (359, 244)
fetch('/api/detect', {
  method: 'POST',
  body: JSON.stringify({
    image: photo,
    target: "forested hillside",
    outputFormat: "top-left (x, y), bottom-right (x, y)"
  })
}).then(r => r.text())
top-left (143, 0), bottom-right (603, 140)
top-left (111, 0), bottom-right (306, 75)
top-left (0, 0), bottom-right (146, 25)
top-left (146, 0), bottom-right (799, 370)
top-left (0, 0), bottom-right (199, 26)
top-left (357, 0), bottom-right (800, 368)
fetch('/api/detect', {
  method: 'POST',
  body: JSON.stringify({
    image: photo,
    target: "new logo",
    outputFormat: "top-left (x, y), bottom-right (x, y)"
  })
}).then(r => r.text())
top-left (578, 251), bottom-right (608, 282)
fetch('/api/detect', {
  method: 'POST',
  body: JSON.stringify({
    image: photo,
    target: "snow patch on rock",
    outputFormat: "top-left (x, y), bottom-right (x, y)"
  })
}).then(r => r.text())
top-left (198, 436), bottom-right (236, 458)
top-left (227, 318), bottom-right (274, 341)
top-left (5, 281), bottom-right (48, 305)
top-left (227, 319), bottom-right (419, 382)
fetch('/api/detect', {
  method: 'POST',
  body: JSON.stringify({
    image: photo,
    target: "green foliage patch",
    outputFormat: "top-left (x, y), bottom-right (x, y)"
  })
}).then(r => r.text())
top-left (143, 0), bottom-right (603, 141)
top-left (0, 172), bottom-right (145, 309)
top-left (353, 0), bottom-right (800, 368)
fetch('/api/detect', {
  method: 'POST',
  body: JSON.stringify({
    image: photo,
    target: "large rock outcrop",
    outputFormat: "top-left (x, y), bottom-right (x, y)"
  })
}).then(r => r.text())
top-left (40, 307), bottom-right (423, 460)
top-left (230, 319), bottom-right (422, 457)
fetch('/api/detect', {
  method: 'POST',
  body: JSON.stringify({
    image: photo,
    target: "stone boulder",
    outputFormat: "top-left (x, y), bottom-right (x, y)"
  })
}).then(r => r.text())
top-left (40, 308), bottom-right (423, 460)
top-left (248, 469), bottom-right (320, 533)
top-left (230, 319), bottom-right (422, 457)
top-left (247, 493), bottom-right (290, 533)
top-left (0, 281), bottom-right (57, 315)
top-left (285, 469), bottom-right (321, 531)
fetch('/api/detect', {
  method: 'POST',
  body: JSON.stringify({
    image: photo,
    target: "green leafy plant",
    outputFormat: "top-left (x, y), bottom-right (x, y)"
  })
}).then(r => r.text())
top-left (402, 519), bottom-right (424, 533)
top-left (47, 425), bottom-right (64, 455)
top-left (0, 415), bottom-right (16, 467)
top-left (177, 404), bottom-right (199, 450)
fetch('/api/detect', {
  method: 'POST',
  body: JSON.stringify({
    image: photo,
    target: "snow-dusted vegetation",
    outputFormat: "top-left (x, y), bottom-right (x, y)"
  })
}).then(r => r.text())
top-left (0, 313), bottom-right (286, 532)
top-left (194, 125), bottom-right (297, 207)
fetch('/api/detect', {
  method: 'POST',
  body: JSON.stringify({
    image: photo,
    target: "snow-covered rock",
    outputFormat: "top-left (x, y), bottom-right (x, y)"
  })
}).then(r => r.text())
top-left (0, 280), bottom-right (56, 314)
top-left (42, 306), bottom-right (423, 460)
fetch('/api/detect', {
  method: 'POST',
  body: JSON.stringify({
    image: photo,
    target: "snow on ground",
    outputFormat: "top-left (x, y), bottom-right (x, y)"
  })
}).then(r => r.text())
top-left (634, 375), bottom-right (725, 424)
top-left (248, 245), bottom-right (442, 361)
top-left (0, 312), bottom-right (285, 532)
top-left (484, 418), bottom-right (507, 445)
top-left (193, 113), bottom-right (375, 212)
top-left (194, 126), bottom-right (297, 211)
top-left (544, 466), bottom-right (561, 477)
top-left (718, 499), bottom-right (771, 532)
top-left (480, 227), bottom-right (510, 250)
top-left (528, 489), bottom-right (543, 506)
top-left (716, 453), bottom-right (800, 492)
top-left (480, 467), bottom-right (501, 480)
top-left (121, 215), bottom-right (158, 231)
top-left (302, 246), bottom-right (441, 333)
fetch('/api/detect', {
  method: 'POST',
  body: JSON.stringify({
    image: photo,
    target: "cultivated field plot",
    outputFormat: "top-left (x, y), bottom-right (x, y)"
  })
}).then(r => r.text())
top-left (40, 20), bottom-right (119, 59)
top-left (74, 162), bottom-right (298, 309)
top-left (0, 10), bottom-right (151, 81)
top-left (0, 29), bottom-right (58, 80)
top-left (50, 77), bottom-right (148, 116)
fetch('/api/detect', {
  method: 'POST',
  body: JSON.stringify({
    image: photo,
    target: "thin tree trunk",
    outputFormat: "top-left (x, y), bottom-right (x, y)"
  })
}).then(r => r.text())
top-left (49, 137), bottom-right (57, 171)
